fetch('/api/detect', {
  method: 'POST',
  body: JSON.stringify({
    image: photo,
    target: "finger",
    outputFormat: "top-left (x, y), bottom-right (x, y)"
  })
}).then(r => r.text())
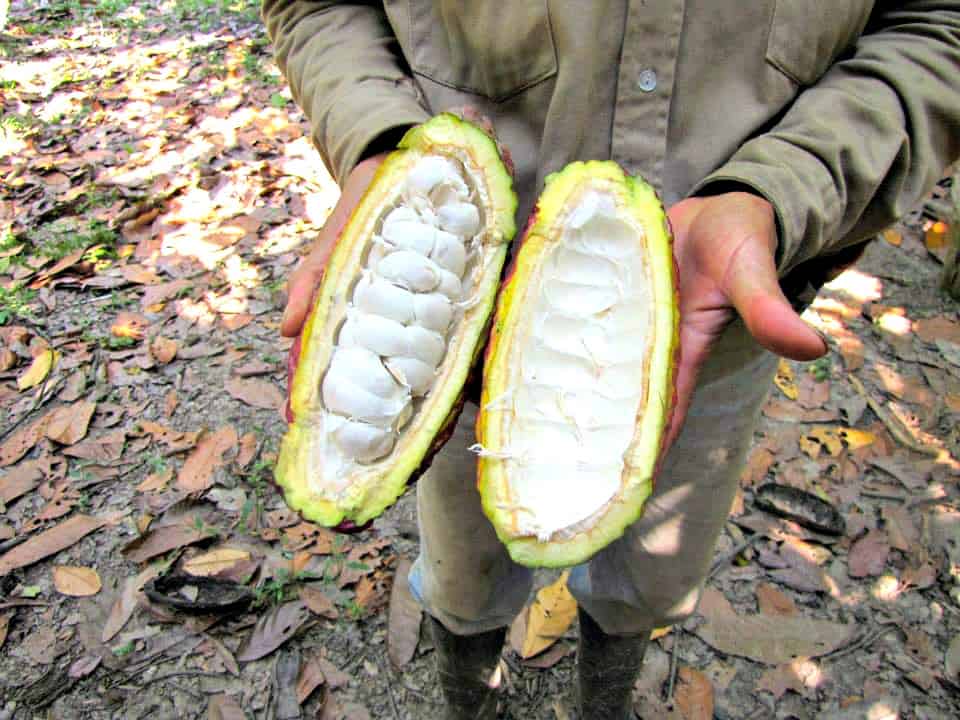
top-left (723, 239), bottom-right (827, 361)
top-left (280, 261), bottom-right (324, 337)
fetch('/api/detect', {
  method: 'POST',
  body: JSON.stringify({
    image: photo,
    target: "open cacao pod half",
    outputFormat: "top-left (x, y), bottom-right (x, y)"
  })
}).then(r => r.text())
top-left (476, 161), bottom-right (678, 568)
top-left (278, 113), bottom-right (517, 528)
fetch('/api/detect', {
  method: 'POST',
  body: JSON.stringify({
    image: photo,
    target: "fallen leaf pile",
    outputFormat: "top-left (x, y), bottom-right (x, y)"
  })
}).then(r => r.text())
top-left (2, 2), bottom-right (960, 718)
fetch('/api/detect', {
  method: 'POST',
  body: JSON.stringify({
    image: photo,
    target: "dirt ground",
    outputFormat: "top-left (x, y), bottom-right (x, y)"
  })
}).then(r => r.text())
top-left (1, 3), bottom-right (959, 719)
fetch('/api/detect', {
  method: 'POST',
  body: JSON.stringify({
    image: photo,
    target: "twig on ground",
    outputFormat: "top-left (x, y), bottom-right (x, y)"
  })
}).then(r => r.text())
top-left (824, 622), bottom-right (900, 662)
top-left (708, 534), bottom-right (763, 580)
top-left (859, 490), bottom-right (906, 502)
top-left (130, 669), bottom-right (224, 688)
top-left (0, 374), bottom-right (65, 443)
top-left (379, 657), bottom-right (402, 720)
top-left (665, 629), bottom-right (682, 702)
top-left (849, 375), bottom-right (942, 457)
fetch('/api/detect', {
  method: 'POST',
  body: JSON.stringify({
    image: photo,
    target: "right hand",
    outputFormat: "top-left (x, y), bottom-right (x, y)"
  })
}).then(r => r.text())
top-left (280, 152), bottom-right (390, 338)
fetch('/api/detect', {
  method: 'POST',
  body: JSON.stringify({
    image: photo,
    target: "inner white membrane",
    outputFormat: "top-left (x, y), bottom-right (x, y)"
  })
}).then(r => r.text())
top-left (316, 155), bottom-right (483, 489)
top-left (503, 191), bottom-right (650, 541)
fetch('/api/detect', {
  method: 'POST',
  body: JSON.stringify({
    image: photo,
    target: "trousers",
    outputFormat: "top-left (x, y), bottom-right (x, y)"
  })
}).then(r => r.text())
top-left (408, 317), bottom-right (777, 636)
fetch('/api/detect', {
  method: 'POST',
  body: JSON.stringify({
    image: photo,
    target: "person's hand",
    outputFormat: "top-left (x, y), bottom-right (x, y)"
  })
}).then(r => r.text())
top-left (662, 191), bottom-right (827, 449)
top-left (280, 152), bottom-right (390, 338)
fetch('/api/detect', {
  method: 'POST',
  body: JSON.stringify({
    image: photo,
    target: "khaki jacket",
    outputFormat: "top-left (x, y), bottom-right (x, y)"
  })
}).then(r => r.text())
top-left (263, 1), bottom-right (960, 276)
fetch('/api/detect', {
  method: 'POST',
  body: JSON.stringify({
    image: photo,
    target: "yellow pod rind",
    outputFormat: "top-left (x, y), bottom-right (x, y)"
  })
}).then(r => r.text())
top-left (278, 113), bottom-right (517, 527)
top-left (477, 160), bottom-right (679, 568)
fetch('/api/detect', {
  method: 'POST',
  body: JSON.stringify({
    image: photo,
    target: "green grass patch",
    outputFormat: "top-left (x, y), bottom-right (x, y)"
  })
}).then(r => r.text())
top-left (0, 284), bottom-right (36, 326)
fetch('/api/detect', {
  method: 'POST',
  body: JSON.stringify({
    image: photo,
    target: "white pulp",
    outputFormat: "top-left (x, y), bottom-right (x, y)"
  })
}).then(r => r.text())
top-left (319, 156), bottom-right (481, 477)
top-left (502, 191), bottom-right (650, 541)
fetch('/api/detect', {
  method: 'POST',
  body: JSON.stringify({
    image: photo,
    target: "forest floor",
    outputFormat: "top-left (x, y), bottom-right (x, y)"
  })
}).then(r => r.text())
top-left (1, 2), bottom-right (959, 719)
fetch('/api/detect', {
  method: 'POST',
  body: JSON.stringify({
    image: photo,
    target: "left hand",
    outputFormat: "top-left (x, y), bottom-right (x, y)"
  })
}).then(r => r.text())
top-left (662, 191), bottom-right (827, 450)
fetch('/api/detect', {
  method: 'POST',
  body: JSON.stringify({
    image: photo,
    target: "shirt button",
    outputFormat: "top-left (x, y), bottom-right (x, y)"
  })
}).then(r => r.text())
top-left (637, 69), bottom-right (657, 92)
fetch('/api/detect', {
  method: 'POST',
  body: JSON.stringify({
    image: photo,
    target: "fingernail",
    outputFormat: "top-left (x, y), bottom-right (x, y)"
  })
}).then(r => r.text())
top-left (813, 327), bottom-right (831, 351)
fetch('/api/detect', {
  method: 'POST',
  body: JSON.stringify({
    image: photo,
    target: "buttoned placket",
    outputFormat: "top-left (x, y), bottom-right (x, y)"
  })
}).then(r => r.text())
top-left (611, 0), bottom-right (684, 192)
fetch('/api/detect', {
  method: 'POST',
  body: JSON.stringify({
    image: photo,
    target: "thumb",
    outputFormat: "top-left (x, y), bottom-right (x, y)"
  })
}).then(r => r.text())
top-left (280, 256), bottom-right (327, 338)
top-left (723, 237), bottom-right (826, 361)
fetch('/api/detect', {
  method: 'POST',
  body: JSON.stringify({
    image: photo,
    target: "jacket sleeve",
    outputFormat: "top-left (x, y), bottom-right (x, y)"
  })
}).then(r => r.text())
top-left (693, 1), bottom-right (960, 275)
top-left (262, 1), bottom-right (431, 185)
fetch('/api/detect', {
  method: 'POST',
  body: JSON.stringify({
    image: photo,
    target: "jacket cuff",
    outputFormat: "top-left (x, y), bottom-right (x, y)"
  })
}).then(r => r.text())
top-left (690, 137), bottom-right (841, 276)
top-left (320, 93), bottom-right (431, 186)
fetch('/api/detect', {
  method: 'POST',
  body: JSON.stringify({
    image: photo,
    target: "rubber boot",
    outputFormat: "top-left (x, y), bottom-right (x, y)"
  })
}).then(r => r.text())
top-left (576, 607), bottom-right (649, 720)
top-left (427, 615), bottom-right (506, 720)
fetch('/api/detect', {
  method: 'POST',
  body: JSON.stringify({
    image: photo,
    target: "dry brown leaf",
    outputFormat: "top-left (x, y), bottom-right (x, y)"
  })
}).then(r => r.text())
top-left (45, 400), bottom-right (97, 445)
top-left (111, 312), bottom-right (150, 340)
top-left (137, 514), bottom-right (153, 534)
top-left (880, 505), bottom-right (918, 552)
top-left (741, 447), bottom-right (776, 487)
top-left (354, 574), bottom-right (387, 612)
top-left (164, 388), bottom-right (179, 417)
top-left (925, 220), bottom-right (949, 249)
top-left (387, 557), bottom-right (421, 668)
top-left (0, 461), bottom-right (44, 504)
top-left (755, 658), bottom-right (822, 699)
top-left (122, 520), bottom-right (214, 563)
top-left (0, 612), bottom-right (11, 651)
top-left (137, 468), bottom-right (172, 492)
top-left (881, 229), bottom-right (902, 246)
top-left (755, 583), bottom-right (797, 617)
top-left (834, 328), bottom-right (865, 371)
top-left (236, 432), bottom-right (259, 469)
top-left (177, 426), bottom-right (238, 493)
top-left (297, 654), bottom-right (327, 705)
top-left (102, 564), bottom-right (164, 642)
top-left (68, 654), bottom-right (102, 680)
top-left (694, 587), bottom-right (854, 664)
top-left (183, 548), bottom-right (251, 577)
top-left (774, 359), bottom-right (799, 400)
top-left (675, 666), bottom-right (715, 720)
top-left (873, 363), bottom-right (933, 406)
top-left (914, 315), bottom-right (960, 345)
top-left (23, 624), bottom-right (57, 664)
top-left (17, 348), bottom-right (56, 391)
top-left (138, 420), bottom-right (200, 452)
top-left (0, 415), bottom-right (49, 467)
top-left (150, 336), bottom-right (178, 364)
top-left (205, 634), bottom-right (240, 676)
top-left (763, 399), bottom-right (838, 423)
top-left (0, 348), bottom-right (17, 373)
top-left (177, 341), bottom-right (223, 360)
top-left (30, 246), bottom-right (88, 288)
top-left (52, 565), bottom-right (102, 596)
top-left (22, 484), bottom-right (81, 530)
top-left (521, 570), bottom-right (577, 659)
top-left (236, 600), bottom-right (311, 663)
top-left (225, 376), bottom-right (284, 410)
top-left (300, 585), bottom-right (339, 620)
top-left (806, 426), bottom-right (875, 457)
top-left (207, 694), bottom-right (247, 720)
top-left (0, 514), bottom-right (108, 575)
top-left (141, 279), bottom-right (191, 310)
top-left (62, 429), bottom-right (126, 462)
top-left (848, 529), bottom-right (890, 578)
top-left (119, 264), bottom-right (160, 285)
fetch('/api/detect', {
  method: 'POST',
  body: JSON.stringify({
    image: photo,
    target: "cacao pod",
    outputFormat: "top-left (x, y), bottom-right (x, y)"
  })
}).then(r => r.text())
top-left (278, 113), bottom-right (518, 528)
top-left (476, 161), bottom-right (679, 567)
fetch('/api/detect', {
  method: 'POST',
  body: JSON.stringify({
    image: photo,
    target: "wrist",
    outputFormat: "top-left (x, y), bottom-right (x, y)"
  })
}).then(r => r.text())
top-left (693, 182), bottom-right (780, 261)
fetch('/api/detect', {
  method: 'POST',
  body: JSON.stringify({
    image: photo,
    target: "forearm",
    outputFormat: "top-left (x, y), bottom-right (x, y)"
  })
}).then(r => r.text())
top-left (694, 1), bottom-right (960, 274)
top-left (262, 0), bottom-right (429, 184)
